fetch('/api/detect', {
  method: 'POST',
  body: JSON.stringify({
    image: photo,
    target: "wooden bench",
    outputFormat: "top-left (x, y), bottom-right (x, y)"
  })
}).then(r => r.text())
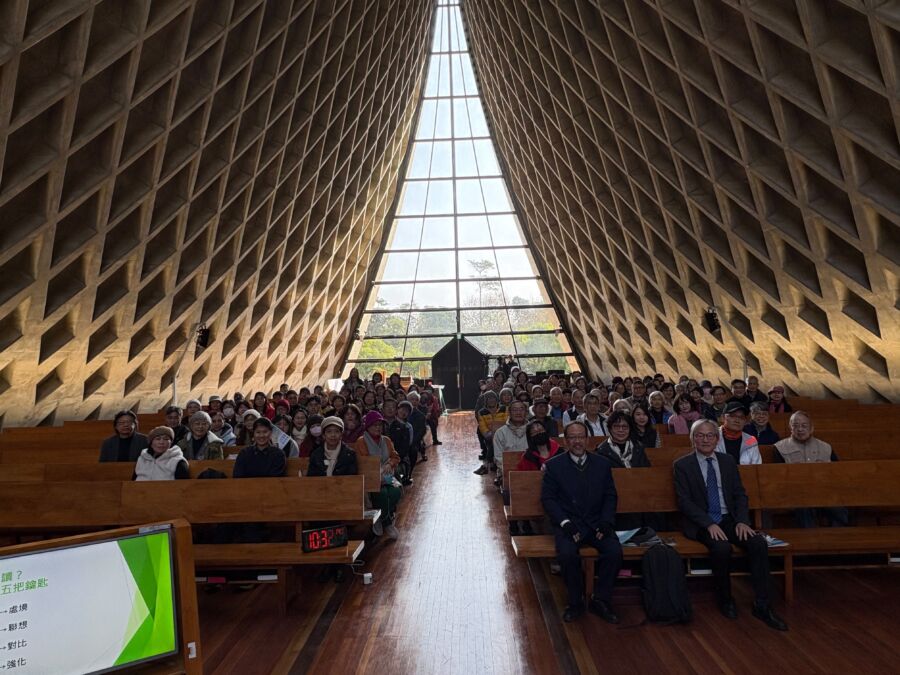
top-left (0, 476), bottom-right (370, 613)
top-left (504, 465), bottom-right (794, 600)
top-left (0, 456), bottom-right (384, 491)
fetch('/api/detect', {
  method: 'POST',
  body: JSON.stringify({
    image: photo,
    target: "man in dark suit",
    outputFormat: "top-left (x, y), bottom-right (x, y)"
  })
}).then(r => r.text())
top-left (542, 421), bottom-right (622, 623)
top-left (673, 419), bottom-right (788, 631)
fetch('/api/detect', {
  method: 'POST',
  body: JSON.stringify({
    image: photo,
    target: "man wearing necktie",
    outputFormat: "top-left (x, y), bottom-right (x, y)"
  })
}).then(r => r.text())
top-left (542, 420), bottom-right (622, 623)
top-left (674, 419), bottom-right (788, 631)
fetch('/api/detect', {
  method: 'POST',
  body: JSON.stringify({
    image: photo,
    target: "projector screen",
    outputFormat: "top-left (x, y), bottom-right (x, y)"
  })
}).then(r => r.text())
top-left (0, 529), bottom-right (178, 674)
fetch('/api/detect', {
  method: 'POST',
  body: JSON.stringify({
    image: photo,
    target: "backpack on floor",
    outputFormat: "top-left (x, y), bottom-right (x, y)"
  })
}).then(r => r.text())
top-left (641, 543), bottom-right (692, 624)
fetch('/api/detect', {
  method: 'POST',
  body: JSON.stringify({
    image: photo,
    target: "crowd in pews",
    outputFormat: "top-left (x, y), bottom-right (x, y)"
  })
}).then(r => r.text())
top-left (96, 369), bottom-right (445, 551)
top-left (472, 363), bottom-right (857, 631)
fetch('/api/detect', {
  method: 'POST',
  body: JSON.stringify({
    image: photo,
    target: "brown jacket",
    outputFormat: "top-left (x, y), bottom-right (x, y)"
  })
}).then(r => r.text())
top-left (353, 434), bottom-right (400, 467)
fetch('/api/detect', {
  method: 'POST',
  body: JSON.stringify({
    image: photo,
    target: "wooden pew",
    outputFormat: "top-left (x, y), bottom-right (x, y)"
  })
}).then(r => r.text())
top-left (0, 457), bottom-right (383, 491)
top-left (0, 476), bottom-right (369, 613)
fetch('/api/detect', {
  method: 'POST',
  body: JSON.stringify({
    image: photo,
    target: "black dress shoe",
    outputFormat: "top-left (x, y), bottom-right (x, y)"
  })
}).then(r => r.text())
top-left (589, 599), bottom-right (619, 624)
top-left (473, 465), bottom-right (488, 475)
top-left (752, 604), bottom-right (788, 631)
top-left (563, 604), bottom-right (585, 622)
top-left (719, 598), bottom-right (738, 619)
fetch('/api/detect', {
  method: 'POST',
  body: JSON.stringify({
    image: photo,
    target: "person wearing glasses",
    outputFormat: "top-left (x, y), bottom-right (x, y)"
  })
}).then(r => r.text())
top-left (673, 419), bottom-right (788, 631)
top-left (774, 411), bottom-right (849, 527)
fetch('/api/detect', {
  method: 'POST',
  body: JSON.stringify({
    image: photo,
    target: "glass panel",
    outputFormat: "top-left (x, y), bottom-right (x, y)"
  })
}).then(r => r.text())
top-left (425, 179), bottom-right (454, 214)
top-left (381, 252), bottom-right (418, 281)
top-left (481, 178), bottom-right (512, 211)
top-left (364, 312), bottom-right (410, 337)
top-left (489, 214), bottom-right (524, 245)
top-left (433, 6), bottom-right (448, 51)
top-left (424, 57), bottom-right (440, 98)
top-left (400, 360), bottom-right (432, 379)
top-left (453, 53), bottom-right (478, 95)
top-left (409, 311), bottom-right (456, 334)
top-left (404, 336), bottom-right (452, 358)
top-left (507, 307), bottom-right (559, 331)
top-left (433, 99), bottom-right (452, 138)
top-left (512, 332), bottom-right (571, 356)
top-left (452, 99), bottom-right (471, 137)
top-left (358, 338), bottom-right (405, 359)
top-left (421, 217), bottom-right (455, 248)
top-left (468, 334), bottom-right (515, 355)
top-left (451, 6), bottom-right (467, 51)
top-left (455, 179), bottom-right (485, 213)
top-left (416, 251), bottom-right (455, 280)
top-left (458, 280), bottom-right (504, 307)
top-left (494, 247), bottom-right (535, 277)
top-left (429, 141), bottom-right (453, 177)
top-left (407, 142), bottom-right (433, 178)
top-left (454, 139), bottom-right (478, 177)
top-left (466, 97), bottom-right (489, 136)
top-left (473, 140), bottom-right (500, 175)
top-left (457, 215), bottom-right (493, 247)
top-left (502, 279), bottom-right (549, 305)
top-left (416, 100), bottom-right (437, 139)
top-left (436, 54), bottom-right (451, 96)
top-left (388, 218), bottom-right (423, 249)
top-left (413, 281), bottom-right (457, 308)
top-left (369, 284), bottom-right (413, 309)
top-left (460, 309), bottom-right (511, 333)
top-left (457, 248), bottom-right (498, 278)
top-left (518, 356), bottom-right (572, 374)
top-left (398, 182), bottom-right (428, 215)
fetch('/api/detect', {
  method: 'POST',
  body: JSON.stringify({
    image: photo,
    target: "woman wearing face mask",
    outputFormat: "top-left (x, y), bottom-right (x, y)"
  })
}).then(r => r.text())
top-left (516, 421), bottom-right (562, 471)
top-left (299, 415), bottom-right (324, 457)
top-left (221, 401), bottom-right (238, 427)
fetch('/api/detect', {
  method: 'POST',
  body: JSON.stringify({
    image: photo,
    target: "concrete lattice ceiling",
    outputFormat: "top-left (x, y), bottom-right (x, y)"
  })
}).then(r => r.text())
top-left (0, 0), bottom-right (433, 426)
top-left (464, 0), bottom-right (899, 402)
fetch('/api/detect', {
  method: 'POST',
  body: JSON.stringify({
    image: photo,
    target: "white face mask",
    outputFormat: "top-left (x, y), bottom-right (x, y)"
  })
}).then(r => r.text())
top-left (222, 407), bottom-right (235, 417)
top-left (310, 425), bottom-right (323, 437)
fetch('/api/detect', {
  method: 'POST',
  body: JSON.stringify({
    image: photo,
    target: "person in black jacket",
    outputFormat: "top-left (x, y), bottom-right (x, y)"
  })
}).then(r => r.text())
top-left (529, 398), bottom-right (558, 437)
top-left (595, 411), bottom-right (655, 531)
top-left (673, 419), bottom-right (787, 631)
top-left (98, 410), bottom-right (148, 462)
top-left (541, 421), bottom-right (622, 624)
top-left (306, 431), bottom-right (358, 477)
top-left (404, 395), bottom-right (427, 474)
top-left (383, 400), bottom-right (414, 485)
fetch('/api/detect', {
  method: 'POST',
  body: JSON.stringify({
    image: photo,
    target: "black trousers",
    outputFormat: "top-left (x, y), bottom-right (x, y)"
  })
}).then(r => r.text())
top-left (555, 530), bottom-right (622, 606)
top-left (695, 515), bottom-right (770, 605)
top-left (427, 418), bottom-right (439, 444)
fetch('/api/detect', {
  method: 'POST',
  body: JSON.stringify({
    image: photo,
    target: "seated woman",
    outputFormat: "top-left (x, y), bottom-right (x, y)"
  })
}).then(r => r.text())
top-left (210, 411), bottom-right (236, 447)
top-left (667, 394), bottom-right (701, 434)
top-left (631, 403), bottom-right (661, 448)
top-left (516, 420), bottom-right (562, 471)
top-left (304, 414), bottom-right (362, 585)
top-left (767, 385), bottom-right (792, 413)
top-left (352, 412), bottom-right (402, 540)
top-left (299, 415), bottom-right (324, 457)
top-left (647, 392), bottom-right (672, 426)
top-left (595, 412), bottom-right (655, 531)
top-left (251, 391), bottom-right (275, 420)
top-left (341, 403), bottom-right (365, 444)
top-left (291, 408), bottom-right (309, 447)
top-left (134, 426), bottom-right (189, 480)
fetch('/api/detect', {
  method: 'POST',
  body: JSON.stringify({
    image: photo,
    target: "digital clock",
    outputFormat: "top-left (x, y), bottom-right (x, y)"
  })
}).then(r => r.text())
top-left (301, 524), bottom-right (349, 553)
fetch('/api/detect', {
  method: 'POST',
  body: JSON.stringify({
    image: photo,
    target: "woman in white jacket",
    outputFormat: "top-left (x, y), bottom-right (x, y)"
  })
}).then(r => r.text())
top-left (133, 427), bottom-right (189, 480)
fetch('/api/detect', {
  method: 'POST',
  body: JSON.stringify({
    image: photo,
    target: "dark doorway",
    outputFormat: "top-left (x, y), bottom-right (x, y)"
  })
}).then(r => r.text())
top-left (431, 337), bottom-right (488, 410)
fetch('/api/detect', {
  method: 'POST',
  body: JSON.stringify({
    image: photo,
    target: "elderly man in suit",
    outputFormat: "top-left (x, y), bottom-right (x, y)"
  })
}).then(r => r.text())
top-left (674, 419), bottom-right (788, 631)
top-left (542, 420), bottom-right (622, 623)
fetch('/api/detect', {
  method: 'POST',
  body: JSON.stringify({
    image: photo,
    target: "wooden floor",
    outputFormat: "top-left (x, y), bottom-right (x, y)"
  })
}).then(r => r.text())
top-left (200, 413), bottom-right (900, 674)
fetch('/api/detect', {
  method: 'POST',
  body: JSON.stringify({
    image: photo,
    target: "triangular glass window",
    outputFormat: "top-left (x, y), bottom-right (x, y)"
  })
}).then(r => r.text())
top-left (343, 0), bottom-right (578, 383)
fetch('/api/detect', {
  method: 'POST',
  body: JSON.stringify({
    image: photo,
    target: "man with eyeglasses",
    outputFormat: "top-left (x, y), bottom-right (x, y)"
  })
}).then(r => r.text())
top-left (541, 421), bottom-right (622, 624)
top-left (674, 419), bottom-right (788, 631)
top-left (774, 411), bottom-right (849, 527)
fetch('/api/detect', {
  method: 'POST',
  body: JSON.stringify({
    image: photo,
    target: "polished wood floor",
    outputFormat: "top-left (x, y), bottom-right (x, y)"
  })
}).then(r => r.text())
top-left (200, 414), bottom-right (900, 674)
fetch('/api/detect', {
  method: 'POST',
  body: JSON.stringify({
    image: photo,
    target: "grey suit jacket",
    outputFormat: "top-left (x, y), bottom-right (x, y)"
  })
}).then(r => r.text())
top-left (673, 452), bottom-right (750, 539)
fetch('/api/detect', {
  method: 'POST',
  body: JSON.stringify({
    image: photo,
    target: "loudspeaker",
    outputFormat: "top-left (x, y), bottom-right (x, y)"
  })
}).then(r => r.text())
top-left (196, 325), bottom-right (211, 348)
top-left (703, 308), bottom-right (720, 333)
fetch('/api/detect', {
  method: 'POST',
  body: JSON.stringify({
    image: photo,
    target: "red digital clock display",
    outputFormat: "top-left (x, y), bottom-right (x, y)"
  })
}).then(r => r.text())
top-left (301, 524), bottom-right (349, 553)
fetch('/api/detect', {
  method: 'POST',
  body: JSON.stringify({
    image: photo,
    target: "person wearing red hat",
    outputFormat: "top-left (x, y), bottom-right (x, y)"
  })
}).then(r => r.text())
top-left (354, 411), bottom-right (402, 540)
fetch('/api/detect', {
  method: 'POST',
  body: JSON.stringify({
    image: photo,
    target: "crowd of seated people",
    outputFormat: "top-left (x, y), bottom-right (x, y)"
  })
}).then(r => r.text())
top-left (97, 368), bottom-right (445, 550)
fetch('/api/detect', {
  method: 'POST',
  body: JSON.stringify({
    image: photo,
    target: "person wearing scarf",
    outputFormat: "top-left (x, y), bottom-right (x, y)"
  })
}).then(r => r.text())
top-left (353, 411), bottom-right (402, 540)
top-left (668, 394), bottom-right (702, 435)
top-left (291, 408), bottom-right (309, 446)
top-left (299, 415), bottom-right (324, 457)
top-left (307, 416), bottom-right (358, 477)
top-left (715, 401), bottom-right (762, 465)
top-left (133, 426), bottom-right (189, 481)
top-left (595, 412), bottom-right (654, 531)
top-left (492, 400), bottom-right (530, 488)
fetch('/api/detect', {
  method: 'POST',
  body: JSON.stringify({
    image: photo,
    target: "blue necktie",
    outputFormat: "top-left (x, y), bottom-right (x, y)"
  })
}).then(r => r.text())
top-left (706, 458), bottom-right (722, 523)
